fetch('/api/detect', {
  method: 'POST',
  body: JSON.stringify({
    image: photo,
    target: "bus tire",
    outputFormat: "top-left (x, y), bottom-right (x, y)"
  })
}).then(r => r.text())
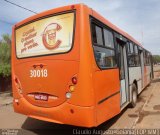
top-left (129, 83), bottom-right (137, 108)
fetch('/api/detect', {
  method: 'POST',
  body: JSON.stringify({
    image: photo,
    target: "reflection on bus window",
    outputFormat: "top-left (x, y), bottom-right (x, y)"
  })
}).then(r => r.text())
top-left (92, 23), bottom-right (117, 69)
top-left (94, 46), bottom-right (116, 68)
top-left (103, 29), bottom-right (114, 48)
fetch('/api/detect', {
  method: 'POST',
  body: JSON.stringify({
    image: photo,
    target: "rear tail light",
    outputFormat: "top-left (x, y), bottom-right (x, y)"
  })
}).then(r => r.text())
top-left (71, 5), bottom-right (75, 9)
top-left (14, 99), bottom-right (19, 105)
top-left (14, 99), bottom-right (19, 103)
top-left (66, 76), bottom-right (77, 99)
top-left (14, 76), bottom-right (22, 94)
top-left (69, 85), bottom-right (75, 92)
top-left (15, 78), bottom-right (19, 84)
top-left (66, 92), bottom-right (72, 99)
top-left (72, 77), bottom-right (77, 84)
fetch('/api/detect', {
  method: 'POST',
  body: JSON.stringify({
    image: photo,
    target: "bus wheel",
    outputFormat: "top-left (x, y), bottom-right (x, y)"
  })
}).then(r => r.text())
top-left (129, 84), bottom-right (137, 108)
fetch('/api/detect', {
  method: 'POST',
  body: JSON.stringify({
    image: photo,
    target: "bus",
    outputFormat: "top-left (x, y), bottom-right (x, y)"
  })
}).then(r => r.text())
top-left (12, 4), bottom-right (153, 127)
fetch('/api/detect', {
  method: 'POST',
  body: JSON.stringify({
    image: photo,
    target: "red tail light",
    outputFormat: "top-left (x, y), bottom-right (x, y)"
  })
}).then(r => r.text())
top-left (72, 77), bottom-right (77, 84)
top-left (14, 76), bottom-right (22, 93)
top-left (71, 5), bottom-right (75, 9)
top-left (15, 77), bottom-right (19, 84)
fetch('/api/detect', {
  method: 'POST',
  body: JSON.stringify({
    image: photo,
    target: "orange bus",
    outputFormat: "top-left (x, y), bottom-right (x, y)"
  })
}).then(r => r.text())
top-left (12, 4), bottom-right (153, 127)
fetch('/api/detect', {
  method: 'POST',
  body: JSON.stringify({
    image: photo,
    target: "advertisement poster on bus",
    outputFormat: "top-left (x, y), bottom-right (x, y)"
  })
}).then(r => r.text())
top-left (15, 12), bottom-right (74, 58)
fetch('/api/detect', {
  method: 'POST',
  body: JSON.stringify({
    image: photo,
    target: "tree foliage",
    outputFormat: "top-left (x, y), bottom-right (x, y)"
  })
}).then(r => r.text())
top-left (152, 55), bottom-right (160, 64)
top-left (0, 34), bottom-right (11, 77)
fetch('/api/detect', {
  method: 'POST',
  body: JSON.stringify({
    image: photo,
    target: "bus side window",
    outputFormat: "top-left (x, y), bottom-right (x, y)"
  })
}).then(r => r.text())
top-left (145, 51), bottom-right (151, 66)
top-left (91, 22), bottom-right (117, 69)
top-left (93, 46), bottom-right (116, 68)
top-left (127, 43), bottom-right (140, 67)
top-left (92, 23), bottom-right (103, 45)
top-left (128, 42), bottom-right (135, 67)
top-left (103, 28), bottom-right (114, 48)
top-left (134, 45), bottom-right (140, 66)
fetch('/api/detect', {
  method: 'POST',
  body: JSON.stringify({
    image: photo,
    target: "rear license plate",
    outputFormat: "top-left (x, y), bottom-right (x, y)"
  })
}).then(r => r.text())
top-left (34, 94), bottom-right (48, 101)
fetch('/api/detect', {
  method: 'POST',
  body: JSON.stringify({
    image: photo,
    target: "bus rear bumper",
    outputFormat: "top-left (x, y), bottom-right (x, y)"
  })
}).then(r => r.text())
top-left (13, 97), bottom-right (95, 127)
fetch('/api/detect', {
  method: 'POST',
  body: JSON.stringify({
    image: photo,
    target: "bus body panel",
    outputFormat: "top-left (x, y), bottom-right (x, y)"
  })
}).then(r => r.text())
top-left (67, 5), bottom-right (96, 107)
top-left (14, 60), bottom-right (79, 107)
top-left (147, 65), bottom-right (152, 84)
top-left (12, 4), bottom-right (97, 127)
top-left (96, 93), bottom-right (120, 126)
top-left (93, 69), bottom-right (121, 125)
top-left (13, 98), bottom-right (95, 127)
top-left (144, 65), bottom-right (151, 87)
top-left (129, 67), bottom-right (142, 94)
top-left (90, 9), bottom-right (121, 125)
top-left (12, 3), bottom-right (152, 127)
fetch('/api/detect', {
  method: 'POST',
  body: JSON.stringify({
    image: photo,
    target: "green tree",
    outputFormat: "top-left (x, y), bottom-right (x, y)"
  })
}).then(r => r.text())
top-left (152, 55), bottom-right (160, 64)
top-left (0, 34), bottom-right (11, 92)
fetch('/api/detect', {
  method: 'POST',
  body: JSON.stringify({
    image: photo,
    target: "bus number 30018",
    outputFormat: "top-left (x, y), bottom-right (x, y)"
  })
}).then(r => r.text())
top-left (30, 69), bottom-right (48, 78)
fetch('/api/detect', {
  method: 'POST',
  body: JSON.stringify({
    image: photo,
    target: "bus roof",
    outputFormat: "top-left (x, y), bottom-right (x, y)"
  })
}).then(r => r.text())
top-left (14, 3), bottom-right (142, 47)
top-left (89, 6), bottom-right (142, 47)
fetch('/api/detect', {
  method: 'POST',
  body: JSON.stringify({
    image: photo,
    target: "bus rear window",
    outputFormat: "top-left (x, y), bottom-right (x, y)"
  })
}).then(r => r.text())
top-left (15, 12), bottom-right (75, 58)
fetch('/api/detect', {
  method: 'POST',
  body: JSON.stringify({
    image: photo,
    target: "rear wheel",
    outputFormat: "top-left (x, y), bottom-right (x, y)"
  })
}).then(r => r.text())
top-left (129, 83), bottom-right (137, 108)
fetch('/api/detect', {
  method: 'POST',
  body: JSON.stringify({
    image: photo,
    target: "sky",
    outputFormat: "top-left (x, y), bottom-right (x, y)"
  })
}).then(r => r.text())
top-left (0, 0), bottom-right (160, 55)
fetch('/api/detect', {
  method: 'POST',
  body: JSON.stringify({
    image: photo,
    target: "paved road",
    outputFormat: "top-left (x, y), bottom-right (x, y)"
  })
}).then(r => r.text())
top-left (0, 77), bottom-right (160, 135)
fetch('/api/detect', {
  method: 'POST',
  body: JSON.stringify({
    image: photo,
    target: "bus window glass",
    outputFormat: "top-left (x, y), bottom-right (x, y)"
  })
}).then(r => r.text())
top-left (91, 22), bottom-right (117, 69)
top-left (92, 24), bottom-right (103, 45)
top-left (148, 53), bottom-right (151, 65)
top-left (134, 45), bottom-right (140, 66)
top-left (135, 55), bottom-right (140, 66)
top-left (128, 53), bottom-right (135, 66)
top-left (95, 26), bottom-right (103, 45)
top-left (143, 51), bottom-right (146, 65)
top-left (128, 42), bottom-right (135, 66)
top-left (134, 45), bottom-right (138, 54)
top-left (145, 52), bottom-right (150, 65)
top-left (92, 24), bottom-right (97, 43)
top-left (94, 46), bottom-right (116, 68)
top-left (120, 46), bottom-right (125, 79)
top-left (127, 42), bottom-right (130, 53)
top-left (103, 29), bottom-right (114, 48)
top-left (130, 43), bottom-right (134, 53)
top-left (15, 12), bottom-right (74, 58)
